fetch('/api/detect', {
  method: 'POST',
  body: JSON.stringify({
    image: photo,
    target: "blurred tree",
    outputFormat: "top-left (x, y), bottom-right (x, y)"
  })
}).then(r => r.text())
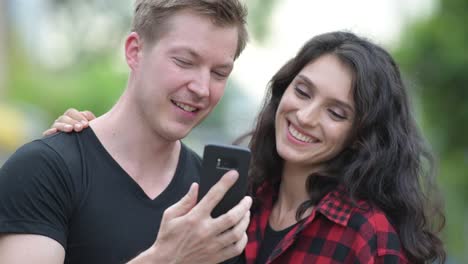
top-left (246, 0), bottom-right (280, 43)
top-left (8, 0), bottom-right (133, 119)
top-left (394, 0), bottom-right (468, 261)
top-left (0, 0), bottom-right (8, 97)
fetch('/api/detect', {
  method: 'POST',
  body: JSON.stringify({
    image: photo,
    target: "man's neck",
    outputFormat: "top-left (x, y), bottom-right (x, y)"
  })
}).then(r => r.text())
top-left (89, 94), bottom-right (182, 199)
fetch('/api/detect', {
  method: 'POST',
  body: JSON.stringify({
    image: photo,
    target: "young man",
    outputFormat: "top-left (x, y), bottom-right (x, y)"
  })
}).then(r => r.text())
top-left (0, 1), bottom-right (252, 263)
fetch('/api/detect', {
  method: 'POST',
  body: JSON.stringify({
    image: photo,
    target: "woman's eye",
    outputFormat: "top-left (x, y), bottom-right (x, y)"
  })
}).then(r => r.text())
top-left (294, 85), bottom-right (310, 98)
top-left (328, 109), bottom-right (347, 120)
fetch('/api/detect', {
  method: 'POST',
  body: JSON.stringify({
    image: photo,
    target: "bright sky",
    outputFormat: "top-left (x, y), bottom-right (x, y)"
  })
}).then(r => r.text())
top-left (233, 0), bottom-right (436, 106)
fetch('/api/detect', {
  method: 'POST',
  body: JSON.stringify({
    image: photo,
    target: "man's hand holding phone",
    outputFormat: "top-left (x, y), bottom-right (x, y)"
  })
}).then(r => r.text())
top-left (143, 171), bottom-right (252, 264)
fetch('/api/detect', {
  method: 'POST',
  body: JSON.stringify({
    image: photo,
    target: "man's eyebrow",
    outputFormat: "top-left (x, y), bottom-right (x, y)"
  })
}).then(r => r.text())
top-left (173, 47), bottom-right (233, 69)
top-left (296, 74), bottom-right (355, 113)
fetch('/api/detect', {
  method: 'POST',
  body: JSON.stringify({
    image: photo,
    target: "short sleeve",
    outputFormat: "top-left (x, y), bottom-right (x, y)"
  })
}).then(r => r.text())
top-left (0, 140), bottom-right (76, 247)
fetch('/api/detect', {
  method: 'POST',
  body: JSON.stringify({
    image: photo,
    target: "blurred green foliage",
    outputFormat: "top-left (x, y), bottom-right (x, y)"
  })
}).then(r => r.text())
top-left (247, 0), bottom-right (280, 44)
top-left (8, 46), bottom-right (126, 118)
top-left (395, 0), bottom-right (468, 260)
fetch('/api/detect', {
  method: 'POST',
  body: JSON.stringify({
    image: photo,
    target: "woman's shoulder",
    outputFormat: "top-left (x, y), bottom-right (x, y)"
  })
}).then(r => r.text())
top-left (348, 201), bottom-right (397, 234)
top-left (322, 188), bottom-right (398, 236)
top-left (347, 201), bottom-right (408, 260)
top-left (313, 189), bottom-right (409, 262)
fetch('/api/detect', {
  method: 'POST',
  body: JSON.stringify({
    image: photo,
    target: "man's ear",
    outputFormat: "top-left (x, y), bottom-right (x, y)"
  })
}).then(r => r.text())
top-left (125, 32), bottom-right (143, 71)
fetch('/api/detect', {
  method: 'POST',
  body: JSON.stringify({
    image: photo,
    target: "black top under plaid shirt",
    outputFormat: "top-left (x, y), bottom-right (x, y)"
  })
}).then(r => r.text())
top-left (245, 184), bottom-right (409, 264)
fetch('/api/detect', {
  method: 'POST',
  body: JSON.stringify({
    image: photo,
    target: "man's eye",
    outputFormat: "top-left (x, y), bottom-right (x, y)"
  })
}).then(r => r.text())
top-left (174, 58), bottom-right (192, 67)
top-left (212, 71), bottom-right (228, 80)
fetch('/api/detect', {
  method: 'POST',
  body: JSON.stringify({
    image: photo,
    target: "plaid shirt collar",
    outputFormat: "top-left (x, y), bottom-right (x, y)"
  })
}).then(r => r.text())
top-left (255, 183), bottom-right (364, 226)
top-left (246, 183), bottom-right (371, 263)
top-left (314, 185), bottom-right (368, 226)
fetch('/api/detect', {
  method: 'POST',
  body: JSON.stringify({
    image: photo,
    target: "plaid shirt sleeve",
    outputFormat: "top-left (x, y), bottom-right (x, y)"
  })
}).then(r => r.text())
top-left (245, 186), bottom-right (410, 264)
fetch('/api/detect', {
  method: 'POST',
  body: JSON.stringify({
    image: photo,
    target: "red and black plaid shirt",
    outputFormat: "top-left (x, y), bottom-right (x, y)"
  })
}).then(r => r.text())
top-left (245, 184), bottom-right (409, 264)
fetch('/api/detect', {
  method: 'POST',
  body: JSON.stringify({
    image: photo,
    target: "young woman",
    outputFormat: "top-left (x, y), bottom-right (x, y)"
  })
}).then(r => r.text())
top-left (242, 31), bottom-right (445, 264)
top-left (48, 31), bottom-right (445, 263)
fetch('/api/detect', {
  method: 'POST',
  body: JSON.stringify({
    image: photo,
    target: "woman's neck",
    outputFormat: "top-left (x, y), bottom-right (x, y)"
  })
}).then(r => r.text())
top-left (269, 162), bottom-right (318, 230)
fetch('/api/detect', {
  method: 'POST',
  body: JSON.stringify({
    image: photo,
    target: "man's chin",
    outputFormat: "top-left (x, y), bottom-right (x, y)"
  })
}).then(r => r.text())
top-left (163, 117), bottom-right (206, 141)
top-left (165, 126), bottom-right (193, 141)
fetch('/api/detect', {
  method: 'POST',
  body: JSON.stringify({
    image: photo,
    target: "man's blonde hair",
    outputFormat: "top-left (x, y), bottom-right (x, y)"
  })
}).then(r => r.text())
top-left (132, 0), bottom-right (248, 59)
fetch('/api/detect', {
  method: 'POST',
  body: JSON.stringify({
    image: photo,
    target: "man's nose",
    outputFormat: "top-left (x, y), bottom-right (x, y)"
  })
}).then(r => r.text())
top-left (187, 69), bottom-right (210, 98)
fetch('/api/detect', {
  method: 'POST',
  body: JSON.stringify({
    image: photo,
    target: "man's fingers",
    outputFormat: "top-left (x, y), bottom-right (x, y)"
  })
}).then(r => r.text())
top-left (197, 170), bottom-right (239, 215)
top-left (214, 233), bottom-right (248, 263)
top-left (228, 232), bottom-right (248, 256)
top-left (213, 196), bottom-right (252, 232)
top-left (163, 183), bottom-right (199, 220)
top-left (216, 210), bottom-right (250, 247)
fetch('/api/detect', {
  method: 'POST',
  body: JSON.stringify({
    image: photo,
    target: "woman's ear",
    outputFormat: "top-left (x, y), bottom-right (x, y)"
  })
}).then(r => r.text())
top-left (125, 32), bottom-right (143, 71)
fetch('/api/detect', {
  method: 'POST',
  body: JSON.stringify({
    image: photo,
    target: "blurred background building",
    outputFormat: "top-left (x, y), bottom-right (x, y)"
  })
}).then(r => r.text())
top-left (0, 0), bottom-right (467, 262)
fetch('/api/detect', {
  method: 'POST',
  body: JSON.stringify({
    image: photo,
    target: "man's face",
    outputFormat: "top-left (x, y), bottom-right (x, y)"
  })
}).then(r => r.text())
top-left (130, 10), bottom-right (239, 142)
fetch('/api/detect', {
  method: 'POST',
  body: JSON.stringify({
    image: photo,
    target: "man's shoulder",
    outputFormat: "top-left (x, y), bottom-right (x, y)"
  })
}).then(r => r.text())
top-left (2, 132), bottom-right (86, 175)
top-left (4, 138), bottom-right (58, 166)
top-left (41, 129), bottom-right (99, 162)
top-left (4, 131), bottom-right (95, 177)
top-left (0, 134), bottom-right (87, 249)
top-left (41, 131), bottom-right (84, 153)
top-left (4, 132), bottom-right (75, 163)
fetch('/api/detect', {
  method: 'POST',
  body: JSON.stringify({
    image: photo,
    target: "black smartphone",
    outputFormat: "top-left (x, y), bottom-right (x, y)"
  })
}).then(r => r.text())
top-left (198, 144), bottom-right (251, 218)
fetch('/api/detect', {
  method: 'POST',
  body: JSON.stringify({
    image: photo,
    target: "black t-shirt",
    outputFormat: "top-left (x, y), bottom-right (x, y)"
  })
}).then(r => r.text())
top-left (0, 128), bottom-right (202, 263)
top-left (255, 223), bottom-right (297, 264)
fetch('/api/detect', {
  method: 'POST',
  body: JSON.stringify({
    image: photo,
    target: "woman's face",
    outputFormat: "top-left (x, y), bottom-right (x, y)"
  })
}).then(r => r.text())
top-left (275, 54), bottom-right (355, 169)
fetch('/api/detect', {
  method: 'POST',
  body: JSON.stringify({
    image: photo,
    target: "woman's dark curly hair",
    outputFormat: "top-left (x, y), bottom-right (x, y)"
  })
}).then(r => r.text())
top-left (246, 31), bottom-right (445, 263)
